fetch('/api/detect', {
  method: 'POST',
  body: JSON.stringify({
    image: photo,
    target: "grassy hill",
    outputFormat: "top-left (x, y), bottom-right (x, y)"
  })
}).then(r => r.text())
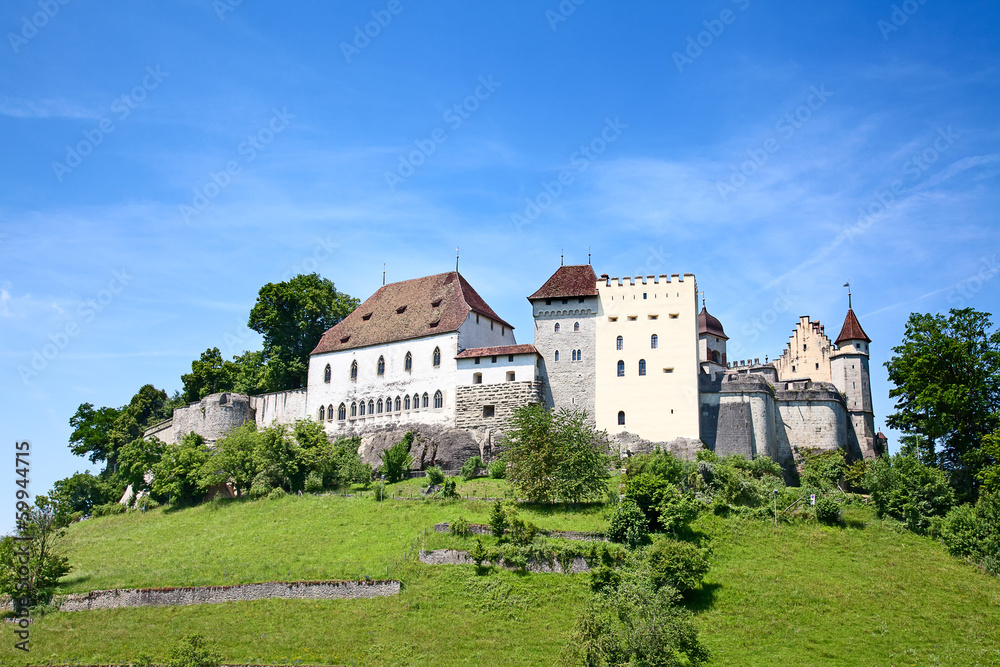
top-left (3, 481), bottom-right (999, 666)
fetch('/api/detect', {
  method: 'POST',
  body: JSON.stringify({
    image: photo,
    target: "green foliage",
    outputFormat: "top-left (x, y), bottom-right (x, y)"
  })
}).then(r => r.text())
top-left (49, 471), bottom-right (114, 517)
top-left (181, 347), bottom-right (233, 403)
top-left (378, 432), bottom-right (413, 483)
top-left (91, 502), bottom-right (126, 517)
top-left (976, 429), bottom-right (1000, 494)
top-left (469, 536), bottom-right (489, 572)
top-left (489, 499), bottom-right (507, 539)
top-left (248, 472), bottom-right (273, 500)
top-left (488, 458), bottom-right (506, 479)
top-left (623, 473), bottom-right (671, 529)
top-left (625, 448), bottom-right (696, 485)
top-left (647, 537), bottom-right (710, 593)
top-left (0, 496), bottom-right (72, 610)
top-left (460, 455), bottom-right (483, 481)
top-left (589, 565), bottom-right (620, 593)
top-left (449, 516), bottom-right (470, 537)
top-left (152, 432), bottom-right (211, 504)
top-left (68, 402), bottom-right (121, 465)
top-left (267, 487), bottom-right (287, 501)
top-left (248, 273), bottom-right (359, 391)
top-left (135, 495), bottom-right (160, 512)
top-left (865, 453), bottom-right (955, 533)
top-left (252, 424), bottom-right (301, 492)
top-left (117, 435), bottom-right (167, 497)
top-left (885, 307), bottom-right (1000, 501)
top-left (304, 471), bottom-right (324, 493)
top-left (607, 500), bottom-right (648, 548)
top-left (844, 459), bottom-right (870, 493)
top-left (501, 405), bottom-right (612, 503)
top-left (941, 491), bottom-right (1000, 576)
top-left (425, 466), bottom-right (446, 486)
top-left (815, 497), bottom-right (842, 526)
top-left (164, 634), bottom-right (222, 667)
top-left (201, 422), bottom-right (258, 497)
top-left (571, 577), bottom-right (710, 667)
top-left (657, 485), bottom-right (702, 535)
top-left (801, 449), bottom-right (847, 491)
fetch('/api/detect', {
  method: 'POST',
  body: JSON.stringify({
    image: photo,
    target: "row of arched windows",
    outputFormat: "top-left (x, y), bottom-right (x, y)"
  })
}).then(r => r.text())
top-left (318, 390), bottom-right (445, 421)
top-left (616, 360), bottom-right (648, 376)
top-left (553, 322), bottom-right (582, 332)
top-left (615, 335), bottom-right (658, 351)
top-left (324, 348), bottom-right (440, 383)
top-left (554, 349), bottom-right (584, 362)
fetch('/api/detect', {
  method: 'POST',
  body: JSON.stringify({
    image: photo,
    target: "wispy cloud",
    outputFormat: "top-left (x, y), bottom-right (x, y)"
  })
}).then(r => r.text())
top-left (0, 97), bottom-right (102, 120)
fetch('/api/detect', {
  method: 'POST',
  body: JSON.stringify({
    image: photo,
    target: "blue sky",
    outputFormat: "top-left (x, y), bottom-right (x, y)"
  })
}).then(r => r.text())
top-left (2, 0), bottom-right (999, 523)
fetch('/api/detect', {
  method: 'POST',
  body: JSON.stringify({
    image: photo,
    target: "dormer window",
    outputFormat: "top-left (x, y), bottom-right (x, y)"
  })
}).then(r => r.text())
top-left (361, 313), bottom-right (372, 321)
top-left (396, 305), bottom-right (407, 314)
top-left (340, 335), bottom-right (351, 343)
top-left (432, 299), bottom-right (442, 307)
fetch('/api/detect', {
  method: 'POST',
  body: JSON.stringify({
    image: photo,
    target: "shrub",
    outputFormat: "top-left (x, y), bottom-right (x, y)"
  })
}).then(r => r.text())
top-left (267, 487), bottom-right (287, 500)
top-left (304, 471), bottom-right (324, 493)
top-left (488, 459), bottom-right (506, 479)
top-left (801, 449), bottom-right (847, 491)
top-left (623, 473), bottom-right (670, 529)
top-left (92, 502), bottom-right (126, 517)
top-left (450, 516), bottom-right (470, 537)
top-left (624, 448), bottom-right (695, 485)
top-left (507, 516), bottom-right (539, 546)
top-left (378, 432), bottom-right (413, 483)
top-left (589, 564), bottom-right (620, 593)
top-left (865, 454), bottom-right (954, 533)
top-left (425, 466), bottom-right (446, 486)
top-left (248, 471), bottom-right (273, 500)
top-left (500, 544), bottom-right (528, 572)
top-left (461, 456), bottom-right (484, 481)
top-left (647, 538), bottom-right (709, 593)
top-left (469, 537), bottom-right (490, 573)
top-left (165, 633), bottom-right (222, 667)
top-left (658, 486), bottom-right (702, 535)
top-left (442, 480), bottom-right (458, 498)
top-left (489, 499), bottom-right (508, 539)
top-left (941, 490), bottom-right (1000, 576)
top-left (135, 495), bottom-right (160, 512)
top-left (815, 497), bottom-right (842, 526)
top-left (607, 500), bottom-right (648, 548)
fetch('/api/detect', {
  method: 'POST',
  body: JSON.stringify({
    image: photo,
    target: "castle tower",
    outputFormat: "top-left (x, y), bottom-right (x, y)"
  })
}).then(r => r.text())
top-left (528, 264), bottom-right (599, 418)
top-left (829, 296), bottom-right (876, 459)
top-left (698, 298), bottom-right (728, 375)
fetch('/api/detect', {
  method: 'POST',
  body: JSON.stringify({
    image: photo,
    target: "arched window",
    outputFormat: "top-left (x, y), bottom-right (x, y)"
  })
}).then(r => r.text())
top-left (639, 359), bottom-right (646, 376)
top-left (368, 399), bottom-right (374, 414)
top-left (377, 398), bottom-right (383, 414)
top-left (319, 405), bottom-right (325, 421)
top-left (404, 352), bottom-right (412, 372)
top-left (422, 392), bottom-right (429, 408)
top-left (574, 322), bottom-right (580, 331)
top-left (554, 323), bottom-right (560, 332)
top-left (618, 411), bottom-right (626, 426)
top-left (712, 350), bottom-right (721, 364)
top-left (413, 393), bottom-right (419, 409)
top-left (434, 390), bottom-right (443, 409)
top-left (323, 364), bottom-right (331, 383)
top-left (404, 395), bottom-right (411, 410)
top-left (433, 347), bottom-right (441, 367)
top-left (617, 360), bottom-right (625, 377)
top-left (359, 401), bottom-right (366, 416)
top-left (327, 404), bottom-right (333, 421)
top-left (571, 350), bottom-right (577, 362)
top-left (350, 360), bottom-right (358, 380)
top-left (338, 403), bottom-right (346, 420)
top-left (377, 356), bottom-right (385, 375)
top-left (651, 334), bottom-right (658, 349)
top-left (350, 401), bottom-right (357, 417)
top-left (555, 350), bottom-right (560, 362)
top-left (394, 396), bottom-right (401, 411)
top-left (616, 335), bottom-right (623, 351)
top-left (577, 349), bottom-right (582, 361)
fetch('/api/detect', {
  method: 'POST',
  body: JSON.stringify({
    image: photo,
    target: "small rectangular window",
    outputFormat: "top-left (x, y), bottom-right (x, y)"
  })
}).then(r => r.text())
top-left (648, 315), bottom-right (658, 320)
top-left (474, 358), bottom-right (480, 365)
top-left (643, 293), bottom-right (647, 299)
top-left (663, 368), bottom-right (674, 373)
top-left (483, 405), bottom-right (495, 418)
top-left (608, 316), bottom-right (618, 322)
top-left (506, 371), bottom-right (515, 382)
top-left (669, 313), bottom-right (679, 319)
top-left (491, 356), bottom-right (497, 363)
top-left (628, 315), bottom-right (637, 321)
top-left (508, 355), bottom-right (514, 362)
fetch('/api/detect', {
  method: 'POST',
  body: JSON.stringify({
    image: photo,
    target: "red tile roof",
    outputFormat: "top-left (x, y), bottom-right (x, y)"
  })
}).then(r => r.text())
top-left (455, 344), bottom-right (539, 359)
top-left (835, 308), bottom-right (871, 344)
top-left (311, 272), bottom-right (513, 355)
top-left (528, 265), bottom-right (599, 300)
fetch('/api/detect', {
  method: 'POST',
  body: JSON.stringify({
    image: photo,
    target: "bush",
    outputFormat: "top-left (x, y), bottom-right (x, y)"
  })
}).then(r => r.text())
top-left (267, 487), bottom-right (287, 501)
top-left (801, 449), bottom-right (847, 491)
top-left (488, 459), bottom-right (506, 479)
top-left (469, 536), bottom-right (490, 573)
top-left (304, 471), bottom-right (324, 493)
top-left (865, 454), bottom-right (954, 533)
top-left (135, 495), bottom-right (160, 512)
top-left (442, 480), bottom-right (458, 498)
top-left (624, 448), bottom-right (696, 485)
top-left (815, 497), bottom-right (842, 526)
top-left (500, 544), bottom-right (528, 572)
top-left (92, 502), bottom-right (126, 517)
top-left (450, 516), bottom-right (470, 537)
top-left (461, 456), bottom-right (484, 481)
top-left (607, 500), bottom-right (648, 548)
top-left (426, 466), bottom-right (446, 486)
top-left (647, 538), bottom-right (709, 593)
top-left (378, 432), bottom-right (413, 483)
top-left (489, 499), bottom-right (507, 539)
top-left (658, 486), bottom-right (702, 535)
top-left (589, 564), bottom-right (621, 593)
top-left (941, 491), bottom-right (1000, 576)
top-left (623, 473), bottom-right (671, 529)
top-left (165, 634), bottom-right (222, 667)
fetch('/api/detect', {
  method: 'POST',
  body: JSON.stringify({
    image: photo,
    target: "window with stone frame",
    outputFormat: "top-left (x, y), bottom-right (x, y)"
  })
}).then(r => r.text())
top-left (617, 360), bottom-right (625, 376)
top-left (338, 403), bottom-right (346, 420)
top-left (433, 347), bottom-right (441, 367)
top-left (324, 364), bottom-right (331, 383)
top-left (377, 356), bottom-right (385, 375)
top-left (434, 390), bottom-right (443, 409)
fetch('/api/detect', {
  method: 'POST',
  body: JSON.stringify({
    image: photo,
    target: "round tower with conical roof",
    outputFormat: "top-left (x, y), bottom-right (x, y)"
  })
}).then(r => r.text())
top-left (830, 291), bottom-right (876, 459)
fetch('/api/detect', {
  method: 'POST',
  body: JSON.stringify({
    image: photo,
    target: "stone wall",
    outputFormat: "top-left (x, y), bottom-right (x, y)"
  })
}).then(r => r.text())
top-left (531, 297), bottom-right (598, 419)
top-left (251, 388), bottom-right (308, 427)
top-left (58, 579), bottom-right (400, 612)
top-left (355, 424), bottom-right (499, 470)
top-left (169, 392), bottom-right (251, 445)
top-left (454, 380), bottom-right (544, 429)
top-left (419, 549), bottom-right (590, 574)
top-left (774, 383), bottom-right (846, 456)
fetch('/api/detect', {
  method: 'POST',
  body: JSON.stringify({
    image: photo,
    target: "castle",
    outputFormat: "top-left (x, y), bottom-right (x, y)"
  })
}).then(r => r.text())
top-left (147, 265), bottom-right (883, 470)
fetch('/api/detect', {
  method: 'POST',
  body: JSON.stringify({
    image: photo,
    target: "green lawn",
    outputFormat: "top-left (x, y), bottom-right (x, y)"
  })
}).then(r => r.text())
top-left (3, 496), bottom-right (999, 665)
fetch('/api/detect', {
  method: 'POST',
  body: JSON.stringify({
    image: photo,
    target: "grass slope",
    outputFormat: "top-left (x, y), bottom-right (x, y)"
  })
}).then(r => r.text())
top-left (2, 490), bottom-right (999, 665)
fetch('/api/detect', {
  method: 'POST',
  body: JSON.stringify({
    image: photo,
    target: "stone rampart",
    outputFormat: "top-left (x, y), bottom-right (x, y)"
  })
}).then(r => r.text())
top-left (454, 380), bottom-right (544, 429)
top-left (170, 392), bottom-right (251, 445)
top-left (58, 579), bottom-right (400, 612)
top-left (251, 388), bottom-right (308, 427)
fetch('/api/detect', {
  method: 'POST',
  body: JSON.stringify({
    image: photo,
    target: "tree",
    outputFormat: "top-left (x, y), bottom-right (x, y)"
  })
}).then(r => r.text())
top-left (248, 273), bottom-right (358, 391)
top-left (977, 429), bottom-right (1000, 494)
top-left (68, 403), bottom-right (121, 465)
top-left (117, 436), bottom-right (168, 497)
top-left (181, 347), bottom-right (235, 402)
top-left (152, 433), bottom-right (211, 504)
top-left (202, 423), bottom-right (259, 497)
top-left (252, 424), bottom-right (302, 492)
top-left (378, 432), bottom-right (414, 483)
top-left (49, 471), bottom-right (114, 517)
top-left (864, 453), bottom-right (954, 533)
top-left (0, 496), bottom-right (72, 610)
top-left (501, 405), bottom-right (612, 503)
top-left (230, 350), bottom-right (268, 395)
top-left (885, 308), bottom-right (1000, 500)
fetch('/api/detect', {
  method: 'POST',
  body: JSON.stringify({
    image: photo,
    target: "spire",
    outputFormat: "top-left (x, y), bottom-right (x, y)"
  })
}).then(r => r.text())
top-left (835, 306), bottom-right (871, 345)
top-left (844, 281), bottom-right (852, 309)
top-left (382, 263), bottom-right (386, 286)
top-left (456, 247), bottom-right (460, 273)
top-left (561, 250), bottom-right (564, 266)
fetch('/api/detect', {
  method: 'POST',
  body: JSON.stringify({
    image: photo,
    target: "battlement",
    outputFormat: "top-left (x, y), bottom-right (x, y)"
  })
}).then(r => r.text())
top-left (598, 273), bottom-right (695, 287)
